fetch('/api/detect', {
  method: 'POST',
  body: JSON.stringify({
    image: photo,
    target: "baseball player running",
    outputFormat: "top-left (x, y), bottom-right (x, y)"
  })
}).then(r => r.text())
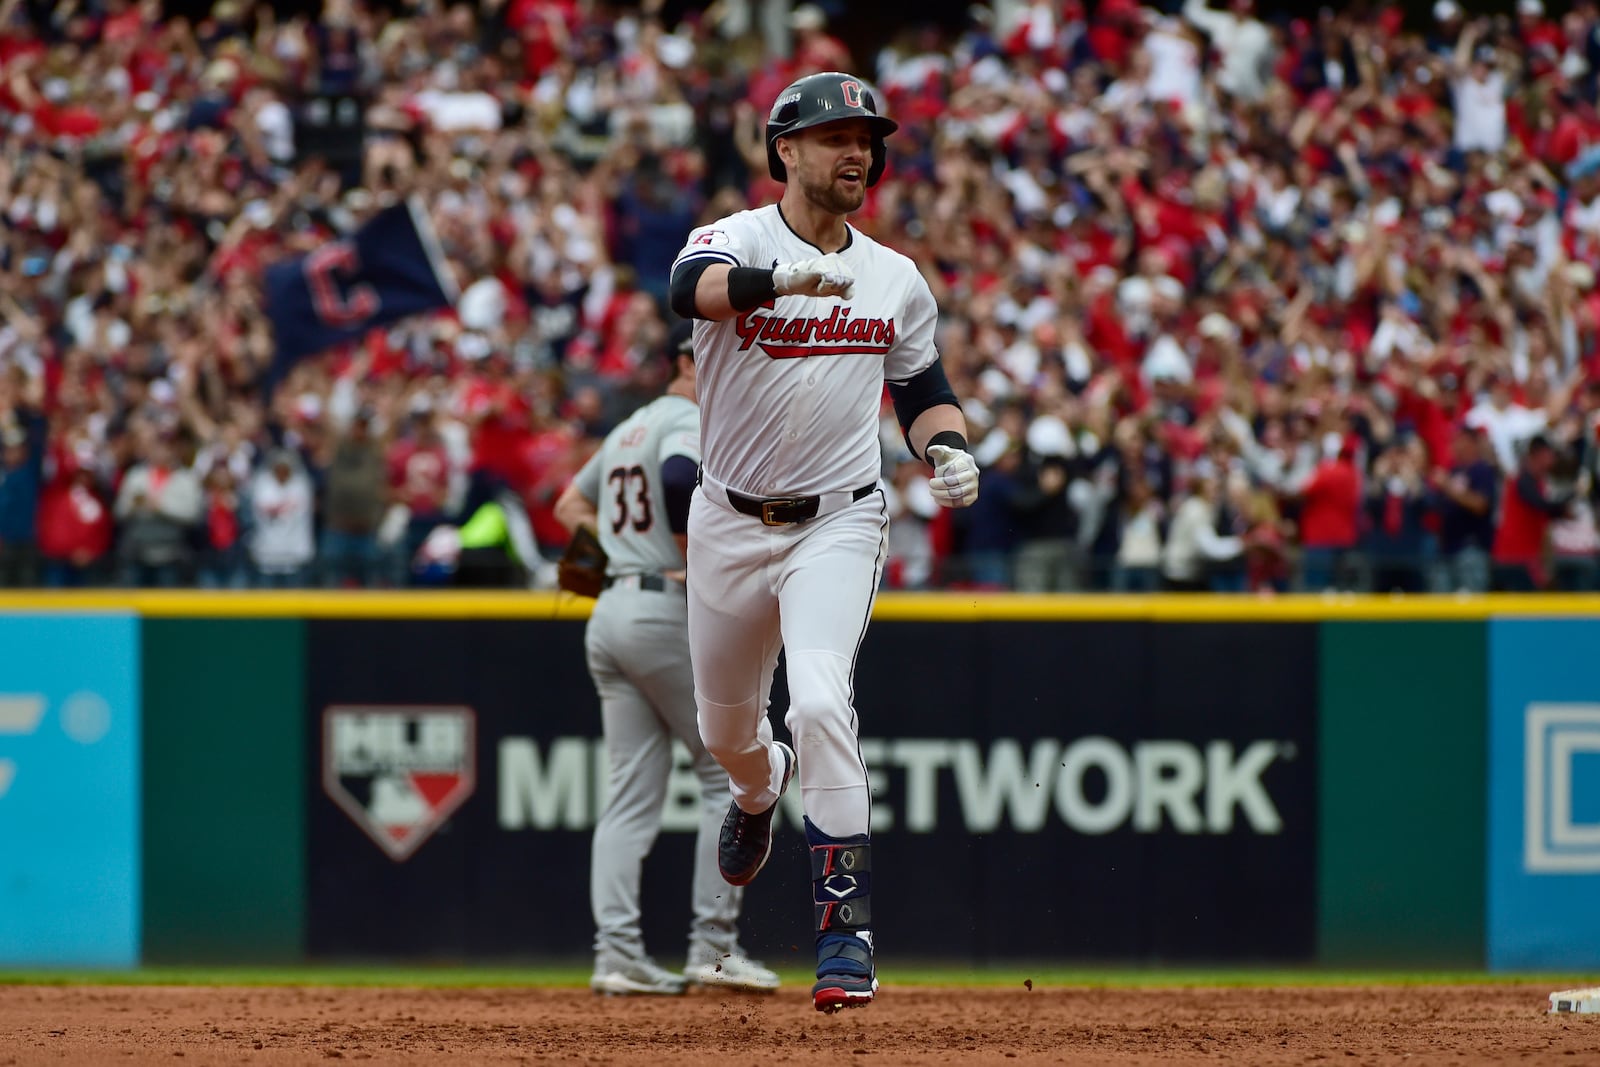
top-left (554, 329), bottom-right (781, 996)
top-left (667, 72), bottom-right (980, 1012)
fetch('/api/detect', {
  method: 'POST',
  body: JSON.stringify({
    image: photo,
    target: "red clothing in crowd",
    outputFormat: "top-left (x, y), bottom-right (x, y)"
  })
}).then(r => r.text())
top-left (100, 6), bottom-right (144, 43)
top-left (388, 439), bottom-right (451, 517)
top-left (0, 30), bottom-right (44, 68)
top-left (1493, 470), bottom-right (1566, 584)
top-left (518, 427), bottom-right (586, 548)
top-left (206, 490), bottom-right (240, 550)
top-left (1059, 222), bottom-right (1120, 277)
top-left (507, 0), bottom-right (578, 80)
top-left (1082, 289), bottom-right (1139, 370)
top-left (1390, 381), bottom-right (1454, 470)
top-left (461, 376), bottom-right (534, 488)
top-left (36, 480), bottom-right (113, 563)
top-left (794, 33), bottom-right (851, 76)
top-left (33, 100), bottom-right (102, 138)
top-left (1299, 457), bottom-right (1361, 548)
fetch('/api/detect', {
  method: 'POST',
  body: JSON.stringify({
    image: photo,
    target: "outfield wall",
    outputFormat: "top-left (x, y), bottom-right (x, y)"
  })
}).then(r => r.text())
top-left (0, 592), bottom-right (1595, 970)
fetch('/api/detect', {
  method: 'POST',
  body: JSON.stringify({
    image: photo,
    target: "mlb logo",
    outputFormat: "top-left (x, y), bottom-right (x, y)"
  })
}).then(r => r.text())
top-left (324, 706), bottom-right (476, 861)
top-left (1524, 704), bottom-right (1600, 873)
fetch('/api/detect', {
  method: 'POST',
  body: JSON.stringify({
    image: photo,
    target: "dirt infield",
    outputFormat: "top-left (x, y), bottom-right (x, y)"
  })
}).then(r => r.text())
top-left (0, 983), bottom-right (1595, 1066)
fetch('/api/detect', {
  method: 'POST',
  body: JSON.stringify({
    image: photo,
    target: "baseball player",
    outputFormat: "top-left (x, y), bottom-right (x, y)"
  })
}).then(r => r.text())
top-left (554, 328), bottom-right (781, 996)
top-left (666, 72), bottom-right (980, 1012)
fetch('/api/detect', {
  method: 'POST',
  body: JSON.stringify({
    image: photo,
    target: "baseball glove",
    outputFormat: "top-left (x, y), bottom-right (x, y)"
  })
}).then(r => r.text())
top-left (557, 526), bottom-right (608, 598)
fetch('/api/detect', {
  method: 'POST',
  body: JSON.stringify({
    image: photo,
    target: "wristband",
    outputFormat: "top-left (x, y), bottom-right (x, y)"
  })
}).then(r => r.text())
top-left (925, 430), bottom-right (969, 462)
top-left (728, 267), bottom-right (778, 311)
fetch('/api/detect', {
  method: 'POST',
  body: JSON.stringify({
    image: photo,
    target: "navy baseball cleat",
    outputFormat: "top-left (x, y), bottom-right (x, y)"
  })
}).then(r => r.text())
top-left (812, 935), bottom-right (877, 1013)
top-left (717, 741), bottom-right (795, 886)
top-left (806, 817), bottom-right (876, 1012)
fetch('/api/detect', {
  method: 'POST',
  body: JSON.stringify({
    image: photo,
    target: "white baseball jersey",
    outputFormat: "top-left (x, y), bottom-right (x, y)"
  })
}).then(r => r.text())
top-left (572, 394), bottom-right (700, 575)
top-left (671, 205), bottom-right (939, 497)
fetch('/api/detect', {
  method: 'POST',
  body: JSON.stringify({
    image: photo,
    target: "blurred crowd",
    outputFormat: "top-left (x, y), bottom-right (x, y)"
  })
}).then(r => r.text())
top-left (3, 0), bottom-right (1600, 593)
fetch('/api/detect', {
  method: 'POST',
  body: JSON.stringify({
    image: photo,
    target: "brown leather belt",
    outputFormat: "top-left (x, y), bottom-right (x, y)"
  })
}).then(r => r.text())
top-left (724, 483), bottom-right (876, 526)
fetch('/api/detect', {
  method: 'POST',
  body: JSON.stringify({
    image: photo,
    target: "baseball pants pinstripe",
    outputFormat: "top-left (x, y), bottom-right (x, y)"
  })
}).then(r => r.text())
top-left (686, 484), bottom-right (888, 839)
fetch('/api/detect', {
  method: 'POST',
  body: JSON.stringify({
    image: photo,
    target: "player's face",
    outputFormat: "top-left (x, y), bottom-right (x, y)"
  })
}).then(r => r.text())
top-left (786, 118), bottom-right (874, 215)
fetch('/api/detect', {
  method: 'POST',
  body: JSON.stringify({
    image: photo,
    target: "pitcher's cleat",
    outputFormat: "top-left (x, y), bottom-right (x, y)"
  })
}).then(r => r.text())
top-left (590, 955), bottom-right (688, 996)
top-left (717, 741), bottom-right (795, 886)
top-left (686, 948), bottom-right (781, 993)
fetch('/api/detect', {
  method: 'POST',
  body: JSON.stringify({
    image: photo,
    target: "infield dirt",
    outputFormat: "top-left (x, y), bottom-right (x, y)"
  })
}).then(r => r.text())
top-left (0, 983), bottom-right (1595, 1065)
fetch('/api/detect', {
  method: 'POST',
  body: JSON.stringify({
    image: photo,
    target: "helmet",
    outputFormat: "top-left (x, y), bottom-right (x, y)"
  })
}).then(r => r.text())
top-left (766, 72), bottom-right (898, 186)
top-left (667, 320), bottom-right (694, 363)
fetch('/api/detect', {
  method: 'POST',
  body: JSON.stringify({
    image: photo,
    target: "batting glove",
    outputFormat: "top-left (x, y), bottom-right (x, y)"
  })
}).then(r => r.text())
top-left (926, 444), bottom-right (980, 508)
top-left (773, 253), bottom-right (856, 300)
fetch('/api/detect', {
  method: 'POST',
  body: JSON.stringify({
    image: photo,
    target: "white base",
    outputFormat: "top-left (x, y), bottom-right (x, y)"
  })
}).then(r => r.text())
top-left (1549, 988), bottom-right (1600, 1014)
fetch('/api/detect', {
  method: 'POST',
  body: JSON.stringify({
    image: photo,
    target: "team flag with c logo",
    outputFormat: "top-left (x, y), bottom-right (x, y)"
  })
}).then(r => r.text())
top-left (263, 196), bottom-right (458, 385)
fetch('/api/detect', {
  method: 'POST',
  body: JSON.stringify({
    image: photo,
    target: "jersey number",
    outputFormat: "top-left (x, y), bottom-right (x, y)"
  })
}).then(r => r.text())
top-left (607, 466), bottom-right (653, 534)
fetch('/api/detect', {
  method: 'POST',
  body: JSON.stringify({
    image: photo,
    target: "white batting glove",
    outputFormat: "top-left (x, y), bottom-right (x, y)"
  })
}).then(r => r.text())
top-left (773, 253), bottom-right (856, 300)
top-left (926, 444), bottom-right (980, 509)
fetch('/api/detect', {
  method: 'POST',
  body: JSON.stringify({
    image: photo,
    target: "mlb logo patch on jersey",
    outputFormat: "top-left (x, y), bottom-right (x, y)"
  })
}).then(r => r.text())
top-left (324, 705), bottom-right (476, 861)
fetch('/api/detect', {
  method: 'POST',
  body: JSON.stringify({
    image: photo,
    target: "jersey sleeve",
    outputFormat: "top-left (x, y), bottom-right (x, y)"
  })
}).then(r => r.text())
top-left (571, 446), bottom-right (604, 504)
top-left (883, 269), bottom-right (941, 385)
top-left (657, 407), bottom-right (702, 467)
top-left (672, 214), bottom-right (758, 273)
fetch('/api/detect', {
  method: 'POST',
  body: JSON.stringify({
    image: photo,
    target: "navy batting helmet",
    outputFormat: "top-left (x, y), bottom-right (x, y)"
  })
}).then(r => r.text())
top-left (766, 72), bottom-right (898, 186)
top-left (668, 321), bottom-right (694, 361)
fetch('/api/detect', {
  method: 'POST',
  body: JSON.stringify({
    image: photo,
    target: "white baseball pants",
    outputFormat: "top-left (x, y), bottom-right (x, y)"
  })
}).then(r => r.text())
top-left (686, 482), bottom-right (888, 839)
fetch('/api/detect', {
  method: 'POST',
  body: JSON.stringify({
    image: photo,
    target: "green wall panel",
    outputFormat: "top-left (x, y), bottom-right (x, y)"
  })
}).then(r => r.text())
top-left (142, 618), bottom-right (306, 962)
top-left (1318, 621), bottom-right (1486, 965)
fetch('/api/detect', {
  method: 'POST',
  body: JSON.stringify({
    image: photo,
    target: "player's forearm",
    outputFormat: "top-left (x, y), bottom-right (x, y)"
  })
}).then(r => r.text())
top-left (906, 404), bottom-right (968, 465)
top-left (671, 261), bottom-right (795, 321)
top-left (553, 483), bottom-right (599, 535)
top-left (688, 263), bottom-right (739, 321)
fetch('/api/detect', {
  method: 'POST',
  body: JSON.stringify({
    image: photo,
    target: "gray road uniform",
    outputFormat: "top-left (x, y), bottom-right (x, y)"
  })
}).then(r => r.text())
top-left (571, 394), bottom-right (753, 991)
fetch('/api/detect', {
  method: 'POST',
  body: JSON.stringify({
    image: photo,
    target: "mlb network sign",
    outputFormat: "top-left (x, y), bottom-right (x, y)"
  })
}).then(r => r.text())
top-left (324, 706), bottom-right (475, 861)
top-left (499, 735), bottom-right (1295, 836)
top-left (1489, 620), bottom-right (1600, 970)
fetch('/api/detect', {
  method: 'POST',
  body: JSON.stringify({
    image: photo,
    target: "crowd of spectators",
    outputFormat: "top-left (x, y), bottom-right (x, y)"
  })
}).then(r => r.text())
top-left (4, 0), bottom-right (1600, 593)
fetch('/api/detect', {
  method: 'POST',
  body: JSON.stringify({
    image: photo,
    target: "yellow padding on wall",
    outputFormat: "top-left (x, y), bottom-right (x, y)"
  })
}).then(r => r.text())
top-left (0, 590), bottom-right (1598, 621)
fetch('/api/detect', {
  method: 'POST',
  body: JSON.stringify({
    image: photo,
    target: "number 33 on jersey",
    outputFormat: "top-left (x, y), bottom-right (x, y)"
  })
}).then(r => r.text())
top-left (571, 396), bottom-right (700, 574)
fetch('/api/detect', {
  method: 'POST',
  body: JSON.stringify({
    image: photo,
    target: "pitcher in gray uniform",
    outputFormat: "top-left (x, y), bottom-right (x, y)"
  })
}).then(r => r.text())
top-left (554, 328), bottom-right (781, 996)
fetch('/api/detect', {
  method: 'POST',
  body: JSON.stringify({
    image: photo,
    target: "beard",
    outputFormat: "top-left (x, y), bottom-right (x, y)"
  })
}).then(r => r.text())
top-left (798, 167), bottom-right (866, 215)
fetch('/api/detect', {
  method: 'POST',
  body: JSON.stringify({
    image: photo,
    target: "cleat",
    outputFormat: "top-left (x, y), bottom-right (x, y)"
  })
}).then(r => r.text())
top-left (812, 973), bottom-right (877, 1012)
top-left (589, 955), bottom-right (688, 996)
top-left (717, 741), bottom-right (795, 886)
top-left (811, 934), bottom-right (877, 1012)
top-left (806, 819), bottom-right (876, 1014)
top-left (685, 948), bottom-right (781, 993)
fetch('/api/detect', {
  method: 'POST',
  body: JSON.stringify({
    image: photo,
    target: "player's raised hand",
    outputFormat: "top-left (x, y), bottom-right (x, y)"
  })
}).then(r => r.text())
top-left (926, 444), bottom-right (979, 508)
top-left (774, 253), bottom-right (856, 300)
